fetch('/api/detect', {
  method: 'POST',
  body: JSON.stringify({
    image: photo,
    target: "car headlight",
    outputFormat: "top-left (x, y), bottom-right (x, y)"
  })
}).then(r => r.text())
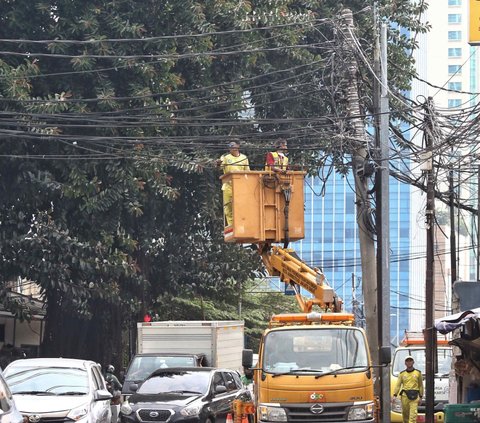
top-left (347, 402), bottom-right (374, 421)
top-left (66, 404), bottom-right (88, 421)
top-left (259, 405), bottom-right (287, 422)
top-left (391, 396), bottom-right (402, 413)
top-left (120, 401), bottom-right (133, 416)
top-left (180, 403), bottom-right (202, 417)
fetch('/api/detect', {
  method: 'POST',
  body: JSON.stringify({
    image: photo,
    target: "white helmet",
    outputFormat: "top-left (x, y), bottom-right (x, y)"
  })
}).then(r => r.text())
top-left (107, 365), bottom-right (115, 373)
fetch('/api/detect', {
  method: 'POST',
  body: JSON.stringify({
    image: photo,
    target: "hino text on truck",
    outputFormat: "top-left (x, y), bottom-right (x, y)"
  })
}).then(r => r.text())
top-left (222, 170), bottom-right (377, 423)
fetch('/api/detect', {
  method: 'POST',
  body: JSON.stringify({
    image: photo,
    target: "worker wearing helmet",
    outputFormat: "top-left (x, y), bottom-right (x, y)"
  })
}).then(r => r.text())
top-left (217, 141), bottom-right (250, 226)
top-left (105, 364), bottom-right (122, 392)
top-left (265, 139), bottom-right (289, 173)
top-left (393, 356), bottom-right (424, 423)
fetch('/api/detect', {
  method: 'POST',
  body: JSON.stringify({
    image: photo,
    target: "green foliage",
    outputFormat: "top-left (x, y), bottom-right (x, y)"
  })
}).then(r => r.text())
top-left (152, 279), bottom-right (298, 352)
top-left (0, 0), bottom-right (427, 364)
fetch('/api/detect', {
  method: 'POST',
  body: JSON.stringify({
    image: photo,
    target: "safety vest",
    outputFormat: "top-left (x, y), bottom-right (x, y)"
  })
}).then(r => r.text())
top-left (220, 153), bottom-right (249, 189)
top-left (265, 151), bottom-right (288, 171)
top-left (394, 368), bottom-right (424, 396)
top-left (220, 153), bottom-right (249, 174)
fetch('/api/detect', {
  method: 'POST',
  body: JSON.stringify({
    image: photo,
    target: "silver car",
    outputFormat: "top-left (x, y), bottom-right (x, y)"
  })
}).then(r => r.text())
top-left (0, 371), bottom-right (23, 423)
top-left (4, 358), bottom-right (112, 423)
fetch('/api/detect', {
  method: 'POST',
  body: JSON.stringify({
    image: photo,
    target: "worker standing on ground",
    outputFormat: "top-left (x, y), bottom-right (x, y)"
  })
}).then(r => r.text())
top-left (265, 139), bottom-right (289, 173)
top-left (217, 141), bottom-right (250, 226)
top-left (393, 356), bottom-right (424, 423)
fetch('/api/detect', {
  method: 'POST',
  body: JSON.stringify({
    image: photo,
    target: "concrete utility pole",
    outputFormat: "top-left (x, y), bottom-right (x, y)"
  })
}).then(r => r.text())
top-left (449, 161), bottom-right (457, 286)
top-left (478, 166), bottom-right (480, 280)
top-left (340, 8), bottom-right (379, 370)
top-left (423, 97), bottom-right (436, 423)
top-left (374, 20), bottom-right (391, 423)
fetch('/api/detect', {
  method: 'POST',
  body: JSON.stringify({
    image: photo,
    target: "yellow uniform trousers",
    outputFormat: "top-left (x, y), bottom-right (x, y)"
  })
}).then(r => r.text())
top-left (222, 183), bottom-right (233, 226)
top-left (400, 394), bottom-right (420, 423)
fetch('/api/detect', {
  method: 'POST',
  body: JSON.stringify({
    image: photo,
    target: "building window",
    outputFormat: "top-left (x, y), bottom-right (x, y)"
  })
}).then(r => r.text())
top-left (448, 81), bottom-right (462, 91)
top-left (448, 14), bottom-right (462, 24)
top-left (448, 64), bottom-right (462, 75)
top-left (448, 0), bottom-right (461, 5)
top-left (448, 48), bottom-right (462, 57)
top-left (448, 31), bottom-right (462, 41)
top-left (448, 99), bottom-right (462, 108)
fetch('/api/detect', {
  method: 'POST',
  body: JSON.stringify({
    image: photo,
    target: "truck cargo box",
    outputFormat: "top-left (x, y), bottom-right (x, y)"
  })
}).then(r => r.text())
top-left (137, 320), bottom-right (244, 372)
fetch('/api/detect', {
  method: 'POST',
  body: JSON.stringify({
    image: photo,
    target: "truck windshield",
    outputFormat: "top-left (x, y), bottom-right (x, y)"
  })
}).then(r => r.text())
top-left (392, 348), bottom-right (452, 376)
top-left (263, 328), bottom-right (369, 374)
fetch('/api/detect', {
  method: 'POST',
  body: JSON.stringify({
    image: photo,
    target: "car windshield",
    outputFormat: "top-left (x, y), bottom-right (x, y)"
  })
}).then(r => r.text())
top-left (138, 370), bottom-right (210, 395)
top-left (263, 328), bottom-right (369, 374)
top-left (392, 348), bottom-right (452, 376)
top-left (126, 356), bottom-right (197, 380)
top-left (4, 366), bottom-right (89, 395)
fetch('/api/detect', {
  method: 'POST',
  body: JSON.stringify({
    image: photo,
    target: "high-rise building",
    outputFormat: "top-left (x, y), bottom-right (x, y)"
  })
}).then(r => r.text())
top-left (297, 168), bottom-right (411, 346)
top-left (297, 0), bottom-right (478, 344)
top-left (410, 0), bottom-right (477, 327)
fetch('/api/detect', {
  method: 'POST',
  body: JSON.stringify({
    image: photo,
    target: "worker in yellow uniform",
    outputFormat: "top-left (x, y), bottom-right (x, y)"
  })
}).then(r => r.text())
top-left (265, 139), bottom-right (288, 173)
top-left (217, 141), bottom-right (249, 226)
top-left (393, 356), bottom-right (424, 423)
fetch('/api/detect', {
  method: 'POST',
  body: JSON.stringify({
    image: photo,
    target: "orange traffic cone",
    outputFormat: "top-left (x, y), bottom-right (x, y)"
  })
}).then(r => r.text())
top-left (226, 413), bottom-right (234, 423)
top-left (241, 415), bottom-right (249, 423)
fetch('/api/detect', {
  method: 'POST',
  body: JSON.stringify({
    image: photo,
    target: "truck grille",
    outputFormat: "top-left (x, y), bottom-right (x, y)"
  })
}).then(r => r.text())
top-left (137, 409), bottom-right (172, 422)
top-left (284, 403), bottom-right (350, 422)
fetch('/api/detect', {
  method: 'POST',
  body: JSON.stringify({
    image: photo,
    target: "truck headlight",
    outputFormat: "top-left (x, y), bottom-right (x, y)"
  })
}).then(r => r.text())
top-left (391, 396), bottom-right (402, 413)
top-left (120, 401), bottom-right (133, 416)
top-left (180, 404), bottom-right (202, 417)
top-left (347, 402), bottom-right (374, 421)
top-left (259, 405), bottom-right (287, 422)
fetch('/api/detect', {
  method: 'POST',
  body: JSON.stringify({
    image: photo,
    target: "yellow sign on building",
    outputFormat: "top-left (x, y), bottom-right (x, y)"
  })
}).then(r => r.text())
top-left (470, 0), bottom-right (480, 45)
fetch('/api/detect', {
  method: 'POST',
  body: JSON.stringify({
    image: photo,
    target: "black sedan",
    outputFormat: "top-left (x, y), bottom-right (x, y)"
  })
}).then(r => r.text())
top-left (120, 367), bottom-right (251, 423)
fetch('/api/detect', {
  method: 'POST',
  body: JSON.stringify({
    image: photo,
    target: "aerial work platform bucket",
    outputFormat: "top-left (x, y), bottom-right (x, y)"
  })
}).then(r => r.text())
top-left (221, 171), bottom-right (305, 244)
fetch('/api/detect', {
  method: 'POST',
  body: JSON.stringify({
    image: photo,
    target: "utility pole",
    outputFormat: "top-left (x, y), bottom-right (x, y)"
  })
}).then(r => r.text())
top-left (424, 97), bottom-right (436, 423)
top-left (449, 162), bottom-right (457, 287)
top-left (340, 8), bottom-right (379, 372)
top-left (374, 20), bottom-right (391, 423)
top-left (478, 166), bottom-right (480, 280)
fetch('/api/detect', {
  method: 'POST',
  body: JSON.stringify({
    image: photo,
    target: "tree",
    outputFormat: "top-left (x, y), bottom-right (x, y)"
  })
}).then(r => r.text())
top-left (0, 0), bottom-right (429, 365)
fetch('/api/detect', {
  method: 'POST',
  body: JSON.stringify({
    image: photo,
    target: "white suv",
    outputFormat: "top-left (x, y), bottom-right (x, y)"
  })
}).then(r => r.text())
top-left (4, 358), bottom-right (112, 422)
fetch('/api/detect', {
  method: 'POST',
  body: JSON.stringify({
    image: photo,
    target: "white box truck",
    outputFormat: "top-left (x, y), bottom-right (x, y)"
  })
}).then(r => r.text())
top-left (136, 320), bottom-right (244, 370)
top-left (122, 320), bottom-right (245, 398)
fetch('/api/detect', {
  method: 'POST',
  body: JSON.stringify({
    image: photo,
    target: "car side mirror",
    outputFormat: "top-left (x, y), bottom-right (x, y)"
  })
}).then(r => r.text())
top-left (380, 346), bottom-right (392, 365)
top-left (94, 389), bottom-right (113, 401)
top-left (215, 385), bottom-right (228, 395)
top-left (242, 349), bottom-right (253, 368)
top-left (130, 383), bottom-right (139, 392)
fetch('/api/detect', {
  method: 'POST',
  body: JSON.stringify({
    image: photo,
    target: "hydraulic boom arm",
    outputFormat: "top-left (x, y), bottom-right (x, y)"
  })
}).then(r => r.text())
top-left (259, 244), bottom-right (343, 313)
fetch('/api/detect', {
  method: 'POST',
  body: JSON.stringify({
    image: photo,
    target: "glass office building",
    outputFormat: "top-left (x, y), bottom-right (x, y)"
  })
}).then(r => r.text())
top-left (295, 168), bottom-right (411, 346)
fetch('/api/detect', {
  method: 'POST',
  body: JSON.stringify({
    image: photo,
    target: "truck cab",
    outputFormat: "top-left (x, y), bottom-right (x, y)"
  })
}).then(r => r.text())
top-left (243, 313), bottom-right (375, 423)
top-left (390, 334), bottom-right (452, 422)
